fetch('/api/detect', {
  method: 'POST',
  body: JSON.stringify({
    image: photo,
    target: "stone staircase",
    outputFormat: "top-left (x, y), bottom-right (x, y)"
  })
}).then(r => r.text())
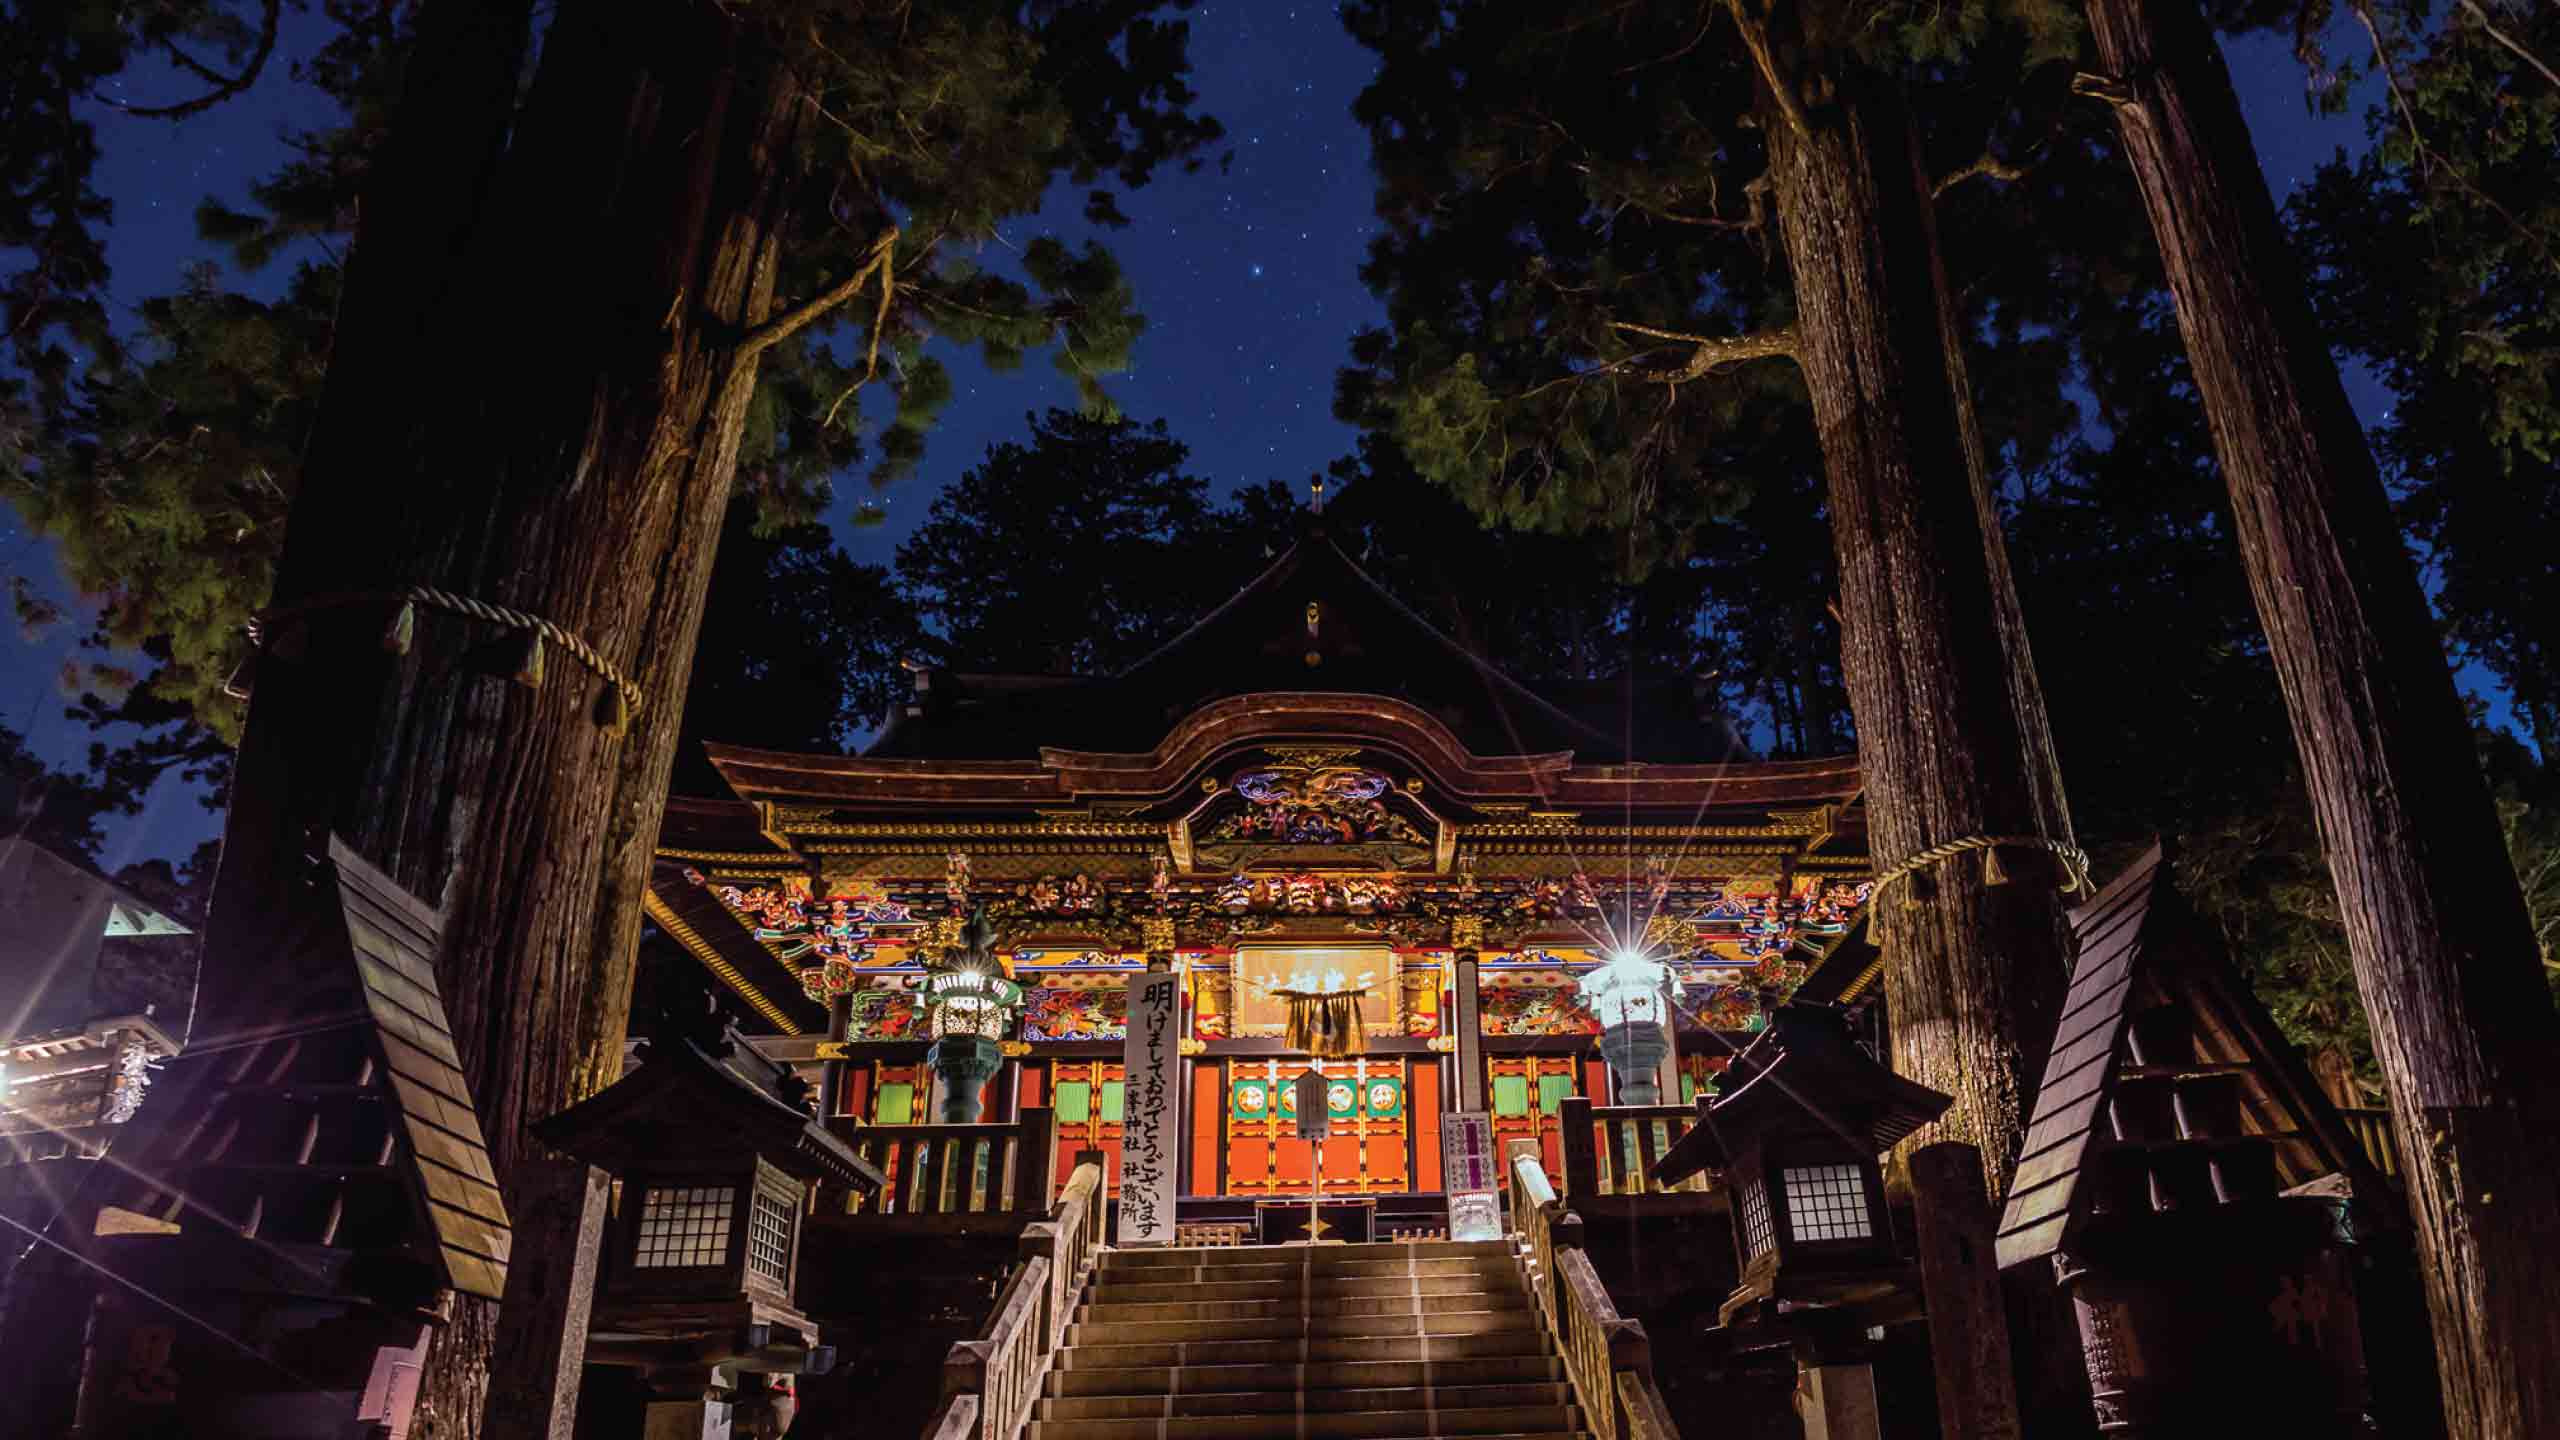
top-left (1027, 1238), bottom-right (1588, 1440)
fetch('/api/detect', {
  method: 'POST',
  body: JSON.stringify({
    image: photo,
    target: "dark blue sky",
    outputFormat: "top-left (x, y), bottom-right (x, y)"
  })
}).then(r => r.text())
top-left (3, 7), bottom-right (2436, 871)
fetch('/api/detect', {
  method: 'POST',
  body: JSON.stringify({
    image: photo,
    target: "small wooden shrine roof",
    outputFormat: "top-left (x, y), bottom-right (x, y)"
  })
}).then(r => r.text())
top-left (0, 839), bottom-right (192, 1048)
top-left (536, 1026), bottom-right (881, 1192)
top-left (1651, 1004), bottom-right (1949, 1182)
top-left (1994, 842), bottom-right (2386, 1270)
top-left (86, 838), bottom-right (512, 1304)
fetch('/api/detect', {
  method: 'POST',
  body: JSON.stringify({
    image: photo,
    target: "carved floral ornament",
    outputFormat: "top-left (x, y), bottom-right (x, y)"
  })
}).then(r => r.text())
top-left (1204, 751), bottom-right (1425, 847)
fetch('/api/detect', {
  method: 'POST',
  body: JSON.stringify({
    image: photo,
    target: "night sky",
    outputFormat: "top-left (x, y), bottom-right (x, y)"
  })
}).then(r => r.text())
top-left (3, 7), bottom-right (2415, 870)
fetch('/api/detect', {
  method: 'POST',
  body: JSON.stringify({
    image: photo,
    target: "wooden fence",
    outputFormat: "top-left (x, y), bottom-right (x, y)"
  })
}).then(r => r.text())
top-left (832, 1107), bottom-right (1057, 1221)
top-left (1558, 1097), bottom-right (1712, 1210)
top-left (917, 1159), bottom-right (1105, 1440)
top-left (1508, 1150), bottom-right (1680, 1440)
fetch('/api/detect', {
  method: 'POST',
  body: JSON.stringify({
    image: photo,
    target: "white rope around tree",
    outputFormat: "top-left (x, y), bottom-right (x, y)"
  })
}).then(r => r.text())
top-left (1869, 832), bottom-right (2093, 904)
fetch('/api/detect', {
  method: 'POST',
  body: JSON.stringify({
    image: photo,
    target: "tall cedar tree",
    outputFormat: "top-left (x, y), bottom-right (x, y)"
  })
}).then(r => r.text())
top-left (196, 3), bottom-right (1216, 1436)
top-left (2079, 0), bottom-right (2560, 1430)
top-left (1342, 0), bottom-right (2081, 1199)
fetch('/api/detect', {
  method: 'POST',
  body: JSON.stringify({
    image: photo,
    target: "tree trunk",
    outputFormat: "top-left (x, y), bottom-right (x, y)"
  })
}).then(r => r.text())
top-left (204, 3), bottom-right (810, 1436)
top-left (1746, 38), bottom-right (2076, 1199)
top-left (2082, 1), bottom-right (2560, 1433)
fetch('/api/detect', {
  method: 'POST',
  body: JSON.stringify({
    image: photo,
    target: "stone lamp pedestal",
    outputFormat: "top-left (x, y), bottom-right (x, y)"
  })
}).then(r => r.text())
top-left (1599, 1020), bottom-right (1671, 1105)
top-left (925, 1034), bottom-right (1005, 1123)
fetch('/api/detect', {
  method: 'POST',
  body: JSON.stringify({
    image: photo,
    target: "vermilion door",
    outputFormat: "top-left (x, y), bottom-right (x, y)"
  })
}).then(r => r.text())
top-left (1220, 1057), bottom-right (1411, 1196)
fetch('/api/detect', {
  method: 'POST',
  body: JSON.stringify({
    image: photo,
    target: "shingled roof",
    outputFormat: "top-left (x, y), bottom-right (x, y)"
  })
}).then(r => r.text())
top-left (1994, 842), bottom-right (2387, 1270)
top-left (89, 838), bottom-right (511, 1305)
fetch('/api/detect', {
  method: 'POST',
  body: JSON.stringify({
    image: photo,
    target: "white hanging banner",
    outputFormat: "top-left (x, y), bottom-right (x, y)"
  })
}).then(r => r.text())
top-left (1118, 971), bottom-right (1184, 1247)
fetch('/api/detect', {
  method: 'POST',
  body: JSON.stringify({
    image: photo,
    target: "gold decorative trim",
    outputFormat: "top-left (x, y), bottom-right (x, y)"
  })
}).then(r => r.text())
top-left (1461, 821), bottom-right (1812, 840)
top-left (798, 841), bottom-right (1164, 857)
top-left (643, 890), bottom-right (805, 1035)
top-left (655, 847), bottom-right (802, 866)
top-left (772, 816), bottom-right (1166, 839)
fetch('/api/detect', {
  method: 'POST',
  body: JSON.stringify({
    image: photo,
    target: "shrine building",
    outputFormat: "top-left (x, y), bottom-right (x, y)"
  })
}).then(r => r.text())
top-left (648, 526), bottom-right (1876, 1240)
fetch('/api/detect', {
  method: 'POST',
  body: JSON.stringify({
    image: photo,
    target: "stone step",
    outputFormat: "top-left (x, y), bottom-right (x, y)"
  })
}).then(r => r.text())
top-left (1089, 1272), bottom-right (1515, 1306)
top-left (1055, 1328), bottom-right (1552, 1373)
top-left (1079, 1290), bottom-right (1529, 1325)
top-left (1022, 1403), bottom-right (1581, 1440)
top-left (1068, 1308), bottom-right (1537, 1349)
top-left (1090, 1245), bottom-right (1505, 1276)
top-left (1037, 1380), bottom-right (1572, 1422)
top-left (1046, 1355), bottom-right (1565, 1399)
top-left (1101, 1240), bottom-right (1515, 1271)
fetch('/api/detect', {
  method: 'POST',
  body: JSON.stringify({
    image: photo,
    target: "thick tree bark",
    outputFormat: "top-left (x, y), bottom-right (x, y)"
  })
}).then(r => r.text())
top-left (2083, 1), bottom-right (2560, 1433)
top-left (1745, 41), bottom-right (2076, 1199)
top-left (204, 3), bottom-right (810, 1436)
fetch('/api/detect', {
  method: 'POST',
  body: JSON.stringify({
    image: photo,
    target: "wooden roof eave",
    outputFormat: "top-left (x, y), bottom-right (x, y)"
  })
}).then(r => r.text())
top-left (705, 692), bottom-right (1862, 814)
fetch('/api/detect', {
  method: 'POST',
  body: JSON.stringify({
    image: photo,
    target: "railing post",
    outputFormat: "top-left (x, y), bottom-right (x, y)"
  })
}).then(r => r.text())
top-left (1559, 1096), bottom-right (1599, 1203)
top-left (1015, 1106), bottom-right (1056, 1212)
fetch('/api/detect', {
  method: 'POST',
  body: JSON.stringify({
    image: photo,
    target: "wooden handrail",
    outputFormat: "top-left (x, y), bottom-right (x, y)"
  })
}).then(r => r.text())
top-left (1510, 1151), bottom-right (1680, 1440)
top-left (1559, 1097), bottom-right (1711, 1200)
top-left (919, 1393), bottom-right (979, 1440)
top-left (924, 1161), bottom-right (1104, 1440)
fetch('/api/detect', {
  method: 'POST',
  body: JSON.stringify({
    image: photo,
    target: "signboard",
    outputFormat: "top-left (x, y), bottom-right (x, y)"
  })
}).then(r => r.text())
top-left (1117, 971), bottom-right (1183, 1246)
top-left (1441, 1110), bottom-right (1503, 1241)
top-left (1293, 1068), bottom-right (1332, 1140)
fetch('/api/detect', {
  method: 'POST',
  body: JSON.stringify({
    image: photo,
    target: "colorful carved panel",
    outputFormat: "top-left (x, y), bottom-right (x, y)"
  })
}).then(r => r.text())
top-left (1478, 983), bottom-right (1601, 1036)
top-left (842, 987), bottom-right (921, 1042)
top-left (1020, 985), bottom-right (1128, 1042)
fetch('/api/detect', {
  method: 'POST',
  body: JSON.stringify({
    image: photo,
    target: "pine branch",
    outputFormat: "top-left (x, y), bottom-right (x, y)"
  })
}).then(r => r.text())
top-left (1610, 321), bottom-right (1798, 379)
top-left (740, 227), bottom-right (901, 362)
top-left (1933, 152), bottom-right (2033, 198)
top-left (2354, 4), bottom-right (2560, 279)
top-left (104, 0), bottom-right (284, 121)
top-left (2458, 0), bottom-right (2560, 92)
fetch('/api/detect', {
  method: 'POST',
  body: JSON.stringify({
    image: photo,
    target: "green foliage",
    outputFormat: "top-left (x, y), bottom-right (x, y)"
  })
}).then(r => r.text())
top-left (894, 409), bottom-right (1257, 676)
top-left (2292, 4), bottom-right (2560, 754)
top-left (669, 496), bottom-right (919, 795)
top-left (4, 0), bottom-right (1219, 777)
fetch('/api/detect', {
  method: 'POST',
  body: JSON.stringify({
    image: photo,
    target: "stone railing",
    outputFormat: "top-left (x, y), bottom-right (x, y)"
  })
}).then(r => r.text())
top-left (833, 1107), bottom-right (1057, 1220)
top-left (918, 1159), bottom-right (1104, 1440)
top-left (1558, 1097), bottom-right (1711, 1205)
top-left (1509, 1150), bottom-right (1681, 1440)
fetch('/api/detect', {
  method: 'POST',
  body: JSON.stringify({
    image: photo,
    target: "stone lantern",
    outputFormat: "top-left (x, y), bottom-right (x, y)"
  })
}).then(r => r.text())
top-left (1577, 949), bottom-right (1682, 1104)
top-left (1650, 1004), bottom-right (1949, 1326)
top-left (534, 1007), bottom-right (883, 1437)
top-left (920, 908), bottom-right (1024, 1123)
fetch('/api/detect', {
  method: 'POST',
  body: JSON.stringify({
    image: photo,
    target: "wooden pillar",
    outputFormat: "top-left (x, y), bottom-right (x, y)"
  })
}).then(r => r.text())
top-left (1654, 976), bottom-right (1684, 1104)
top-left (817, 993), bottom-right (851, 1118)
top-left (1451, 918), bottom-right (1486, 1113)
top-left (1796, 1363), bottom-right (1882, 1440)
top-left (641, 1368), bottom-right (730, 1440)
top-left (1911, 1141), bottom-right (2021, 1439)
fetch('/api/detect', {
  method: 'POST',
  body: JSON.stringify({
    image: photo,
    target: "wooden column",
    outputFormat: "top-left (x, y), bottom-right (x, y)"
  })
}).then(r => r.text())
top-left (640, 1368), bottom-right (730, 1440)
top-left (816, 992), bottom-right (851, 1118)
top-left (1911, 1141), bottom-right (2021, 1440)
top-left (1796, 1364), bottom-right (1882, 1440)
top-left (1451, 917), bottom-right (1486, 1113)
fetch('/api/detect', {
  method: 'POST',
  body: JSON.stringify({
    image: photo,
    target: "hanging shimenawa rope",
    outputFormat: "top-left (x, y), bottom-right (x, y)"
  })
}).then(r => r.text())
top-left (1869, 832), bottom-right (2093, 905)
top-left (242, 584), bottom-right (641, 737)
